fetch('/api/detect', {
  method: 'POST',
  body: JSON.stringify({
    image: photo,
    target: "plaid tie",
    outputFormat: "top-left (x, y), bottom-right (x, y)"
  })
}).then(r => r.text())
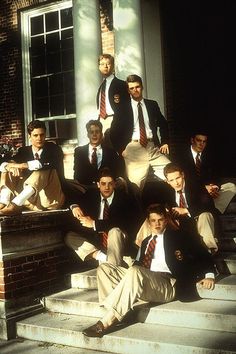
top-left (195, 153), bottom-right (201, 176)
top-left (91, 147), bottom-right (97, 168)
top-left (178, 190), bottom-right (186, 208)
top-left (141, 235), bottom-right (157, 269)
top-left (138, 102), bottom-right (148, 147)
top-left (101, 198), bottom-right (109, 249)
top-left (99, 79), bottom-right (107, 119)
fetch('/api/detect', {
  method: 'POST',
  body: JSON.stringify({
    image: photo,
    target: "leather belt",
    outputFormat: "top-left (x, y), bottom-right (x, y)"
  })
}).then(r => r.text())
top-left (99, 114), bottom-right (113, 119)
top-left (132, 138), bottom-right (153, 142)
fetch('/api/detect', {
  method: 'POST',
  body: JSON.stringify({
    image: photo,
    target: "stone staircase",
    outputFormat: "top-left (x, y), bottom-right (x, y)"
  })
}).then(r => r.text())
top-left (14, 202), bottom-right (236, 353)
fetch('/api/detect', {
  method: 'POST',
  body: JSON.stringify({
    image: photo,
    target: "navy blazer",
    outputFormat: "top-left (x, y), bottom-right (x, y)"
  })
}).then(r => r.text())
top-left (110, 98), bottom-right (169, 154)
top-left (13, 142), bottom-right (64, 180)
top-left (136, 227), bottom-right (215, 300)
top-left (96, 76), bottom-right (129, 114)
top-left (73, 144), bottom-right (125, 185)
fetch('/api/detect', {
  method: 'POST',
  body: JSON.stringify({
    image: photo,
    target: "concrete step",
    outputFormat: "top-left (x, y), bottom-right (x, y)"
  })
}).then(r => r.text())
top-left (70, 269), bottom-right (98, 289)
top-left (214, 253), bottom-right (236, 275)
top-left (44, 288), bottom-right (236, 333)
top-left (16, 312), bottom-right (236, 354)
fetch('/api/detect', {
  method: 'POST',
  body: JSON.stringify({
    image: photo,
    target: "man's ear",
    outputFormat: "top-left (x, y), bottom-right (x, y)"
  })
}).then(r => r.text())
top-left (97, 182), bottom-right (100, 189)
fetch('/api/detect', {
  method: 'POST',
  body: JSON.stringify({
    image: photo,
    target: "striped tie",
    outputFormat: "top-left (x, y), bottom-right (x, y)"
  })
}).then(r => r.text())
top-left (91, 147), bottom-right (97, 168)
top-left (35, 152), bottom-right (39, 160)
top-left (178, 190), bottom-right (186, 208)
top-left (142, 235), bottom-right (157, 269)
top-left (195, 153), bottom-right (201, 176)
top-left (99, 79), bottom-right (107, 119)
top-left (138, 102), bottom-right (148, 147)
top-left (101, 198), bottom-right (109, 249)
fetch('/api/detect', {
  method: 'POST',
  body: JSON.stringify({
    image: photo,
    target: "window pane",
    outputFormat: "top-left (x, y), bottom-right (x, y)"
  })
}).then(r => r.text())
top-left (46, 52), bottom-right (61, 74)
top-left (62, 49), bottom-right (74, 71)
top-left (31, 55), bottom-right (45, 76)
top-left (49, 74), bottom-right (63, 95)
top-left (64, 71), bottom-right (75, 93)
top-left (33, 77), bottom-right (48, 97)
top-left (61, 29), bottom-right (73, 50)
top-left (35, 97), bottom-right (49, 118)
top-left (31, 36), bottom-right (45, 56)
top-left (31, 15), bottom-right (44, 35)
top-left (50, 95), bottom-right (64, 116)
top-left (46, 32), bottom-right (60, 52)
top-left (65, 94), bottom-right (75, 114)
top-left (45, 11), bottom-right (59, 32)
top-left (61, 8), bottom-right (73, 28)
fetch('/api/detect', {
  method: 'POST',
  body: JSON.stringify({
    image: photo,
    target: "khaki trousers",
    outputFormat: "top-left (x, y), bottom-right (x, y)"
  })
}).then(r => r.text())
top-left (98, 263), bottom-right (176, 321)
top-left (123, 141), bottom-right (170, 187)
top-left (195, 212), bottom-right (218, 251)
top-left (0, 169), bottom-right (64, 211)
top-left (65, 227), bottom-right (126, 265)
top-left (214, 182), bottom-right (236, 214)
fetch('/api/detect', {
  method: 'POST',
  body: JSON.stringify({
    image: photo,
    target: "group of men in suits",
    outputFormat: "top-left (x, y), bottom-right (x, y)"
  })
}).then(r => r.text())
top-left (1, 53), bottom-right (233, 338)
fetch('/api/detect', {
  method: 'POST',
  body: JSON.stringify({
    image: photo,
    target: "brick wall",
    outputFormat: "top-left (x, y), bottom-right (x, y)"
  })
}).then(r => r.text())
top-left (0, 248), bottom-right (69, 300)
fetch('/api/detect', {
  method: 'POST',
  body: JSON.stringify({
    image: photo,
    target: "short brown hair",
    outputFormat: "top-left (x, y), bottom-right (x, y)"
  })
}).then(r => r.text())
top-left (86, 120), bottom-right (103, 133)
top-left (146, 204), bottom-right (167, 219)
top-left (126, 74), bottom-right (143, 86)
top-left (27, 120), bottom-right (46, 135)
top-left (98, 54), bottom-right (114, 67)
top-left (163, 163), bottom-right (183, 178)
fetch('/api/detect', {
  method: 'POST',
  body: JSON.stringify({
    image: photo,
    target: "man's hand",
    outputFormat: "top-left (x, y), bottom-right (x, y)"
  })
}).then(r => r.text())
top-left (78, 216), bottom-right (94, 228)
top-left (5, 162), bottom-right (28, 177)
top-left (205, 184), bottom-right (220, 198)
top-left (197, 278), bottom-right (215, 290)
top-left (171, 207), bottom-right (188, 217)
top-left (159, 144), bottom-right (169, 155)
top-left (72, 206), bottom-right (84, 219)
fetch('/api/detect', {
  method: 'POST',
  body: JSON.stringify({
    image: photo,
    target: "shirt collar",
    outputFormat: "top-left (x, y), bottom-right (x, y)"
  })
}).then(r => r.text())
top-left (104, 74), bottom-right (114, 84)
top-left (191, 146), bottom-right (201, 160)
top-left (100, 191), bottom-right (114, 205)
top-left (32, 147), bottom-right (43, 157)
top-left (89, 144), bottom-right (101, 152)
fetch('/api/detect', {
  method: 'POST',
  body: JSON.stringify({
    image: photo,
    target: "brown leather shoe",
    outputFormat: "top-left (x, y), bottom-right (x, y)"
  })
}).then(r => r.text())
top-left (82, 321), bottom-right (106, 338)
top-left (0, 202), bottom-right (22, 215)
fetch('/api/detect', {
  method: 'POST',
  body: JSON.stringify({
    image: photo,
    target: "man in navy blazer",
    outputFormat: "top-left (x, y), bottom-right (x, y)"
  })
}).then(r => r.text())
top-left (65, 167), bottom-right (141, 266)
top-left (175, 129), bottom-right (236, 214)
top-left (0, 120), bottom-right (65, 215)
top-left (73, 120), bottom-right (125, 189)
top-left (163, 162), bottom-right (219, 253)
top-left (97, 54), bottom-right (129, 147)
top-left (110, 74), bottom-right (170, 188)
top-left (83, 203), bottom-right (215, 338)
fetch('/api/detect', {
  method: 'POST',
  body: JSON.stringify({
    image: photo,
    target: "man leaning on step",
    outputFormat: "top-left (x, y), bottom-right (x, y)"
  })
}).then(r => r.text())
top-left (0, 119), bottom-right (65, 215)
top-left (83, 203), bottom-right (216, 338)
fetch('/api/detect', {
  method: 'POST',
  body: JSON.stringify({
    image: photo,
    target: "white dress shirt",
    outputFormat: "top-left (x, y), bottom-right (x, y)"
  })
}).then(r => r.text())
top-left (88, 144), bottom-right (102, 169)
top-left (131, 98), bottom-right (153, 140)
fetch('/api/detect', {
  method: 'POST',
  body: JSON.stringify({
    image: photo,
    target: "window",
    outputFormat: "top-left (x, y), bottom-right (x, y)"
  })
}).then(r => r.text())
top-left (21, 1), bottom-right (77, 142)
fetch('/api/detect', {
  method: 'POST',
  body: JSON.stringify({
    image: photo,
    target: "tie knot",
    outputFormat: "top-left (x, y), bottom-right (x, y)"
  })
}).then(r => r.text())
top-left (35, 152), bottom-right (39, 160)
top-left (178, 190), bottom-right (183, 194)
top-left (138, 102), bottom-right (141, 107)
top-left (93, 147), bottom-right (97, 152)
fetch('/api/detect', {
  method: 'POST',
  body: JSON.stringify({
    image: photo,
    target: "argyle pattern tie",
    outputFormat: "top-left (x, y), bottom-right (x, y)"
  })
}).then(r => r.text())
top-left (101, 198), bottom-right (109, 249)
top-left (99, 79), bottom-right (107, 119)
top-left (141, 235), bottom-right (157, 269)
top-left (178, 190), bottom-right (186, 208)
top-left (195, 152), bottom-right (201, 176)
top-left (91, 147), bottom-right (97, 168)
top-left (137, 102), bottom-right (148, 147)
top-left (34, 152), bottom-right (39, 160)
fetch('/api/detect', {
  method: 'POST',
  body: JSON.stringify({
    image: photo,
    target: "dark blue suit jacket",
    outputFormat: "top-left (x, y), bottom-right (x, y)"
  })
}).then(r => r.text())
top-left (110, 98), bottom-right (169, 154)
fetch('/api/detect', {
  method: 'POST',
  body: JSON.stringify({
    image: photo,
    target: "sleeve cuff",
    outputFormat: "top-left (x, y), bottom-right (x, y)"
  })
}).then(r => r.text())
top-left (0, 162), bottom-right (8, 172)
top-left (205, 272), bottom-right (215, 279)
top-left (27, 160), bottom-right (42, 171)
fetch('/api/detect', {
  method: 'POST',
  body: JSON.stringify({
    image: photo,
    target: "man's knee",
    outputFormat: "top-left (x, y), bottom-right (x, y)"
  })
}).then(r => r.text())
top-left (199, 212), bottom-right (214, 222)
top-left (108, 227), bottom-right (125, 240)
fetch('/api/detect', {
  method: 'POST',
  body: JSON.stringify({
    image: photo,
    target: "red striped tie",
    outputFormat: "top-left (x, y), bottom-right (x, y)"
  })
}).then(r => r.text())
top-left (178, 190), bottom-right (186, 208)
top-left (138, 102), bottom-right (148, 147)
top-left (101, 198), bottom-right (109, 249)
top-left (195, 153), bottom-right (201, 176)
top-left (91, 147), bottom-right (97, 168)
top-left (99, 79), bottom-right (107, 119)
top-left (142, 235), bottom-right (157, 269)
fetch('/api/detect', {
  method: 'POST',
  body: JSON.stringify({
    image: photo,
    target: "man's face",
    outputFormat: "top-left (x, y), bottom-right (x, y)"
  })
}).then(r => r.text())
top-left (191, 134), bottom-right (207, 153)
top-left (99, 58), bottom-right (114, 77)
top-left (166, 171), bottom-right (185, 192)
top-left (97, 176), bottom-right (115, 198)
top-left (87, 125), bottom-right (103, 146)
top-left (127, 81), bottom-right (143, 101)
top-left (29, 128), bottom-right (46, 150)
top-left (148, 212), bottom-right (168, 235)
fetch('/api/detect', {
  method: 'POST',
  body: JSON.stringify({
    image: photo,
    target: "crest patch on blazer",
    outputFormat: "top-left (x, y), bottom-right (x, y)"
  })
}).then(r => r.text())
top-left (114, 94), bottom-right (120, 103)
top-left (175, 250), bottom-right (183, 261)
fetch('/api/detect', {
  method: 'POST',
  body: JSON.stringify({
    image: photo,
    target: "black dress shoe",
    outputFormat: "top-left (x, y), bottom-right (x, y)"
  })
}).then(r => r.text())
top-left (82, 321), bottom-right (106, 338)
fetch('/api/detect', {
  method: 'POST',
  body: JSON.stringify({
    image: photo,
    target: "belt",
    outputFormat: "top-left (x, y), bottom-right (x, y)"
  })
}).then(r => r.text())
top-left (132, 138), bottom-right (153, 143)
top-left (99, 114), bottom-right (114, 119)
